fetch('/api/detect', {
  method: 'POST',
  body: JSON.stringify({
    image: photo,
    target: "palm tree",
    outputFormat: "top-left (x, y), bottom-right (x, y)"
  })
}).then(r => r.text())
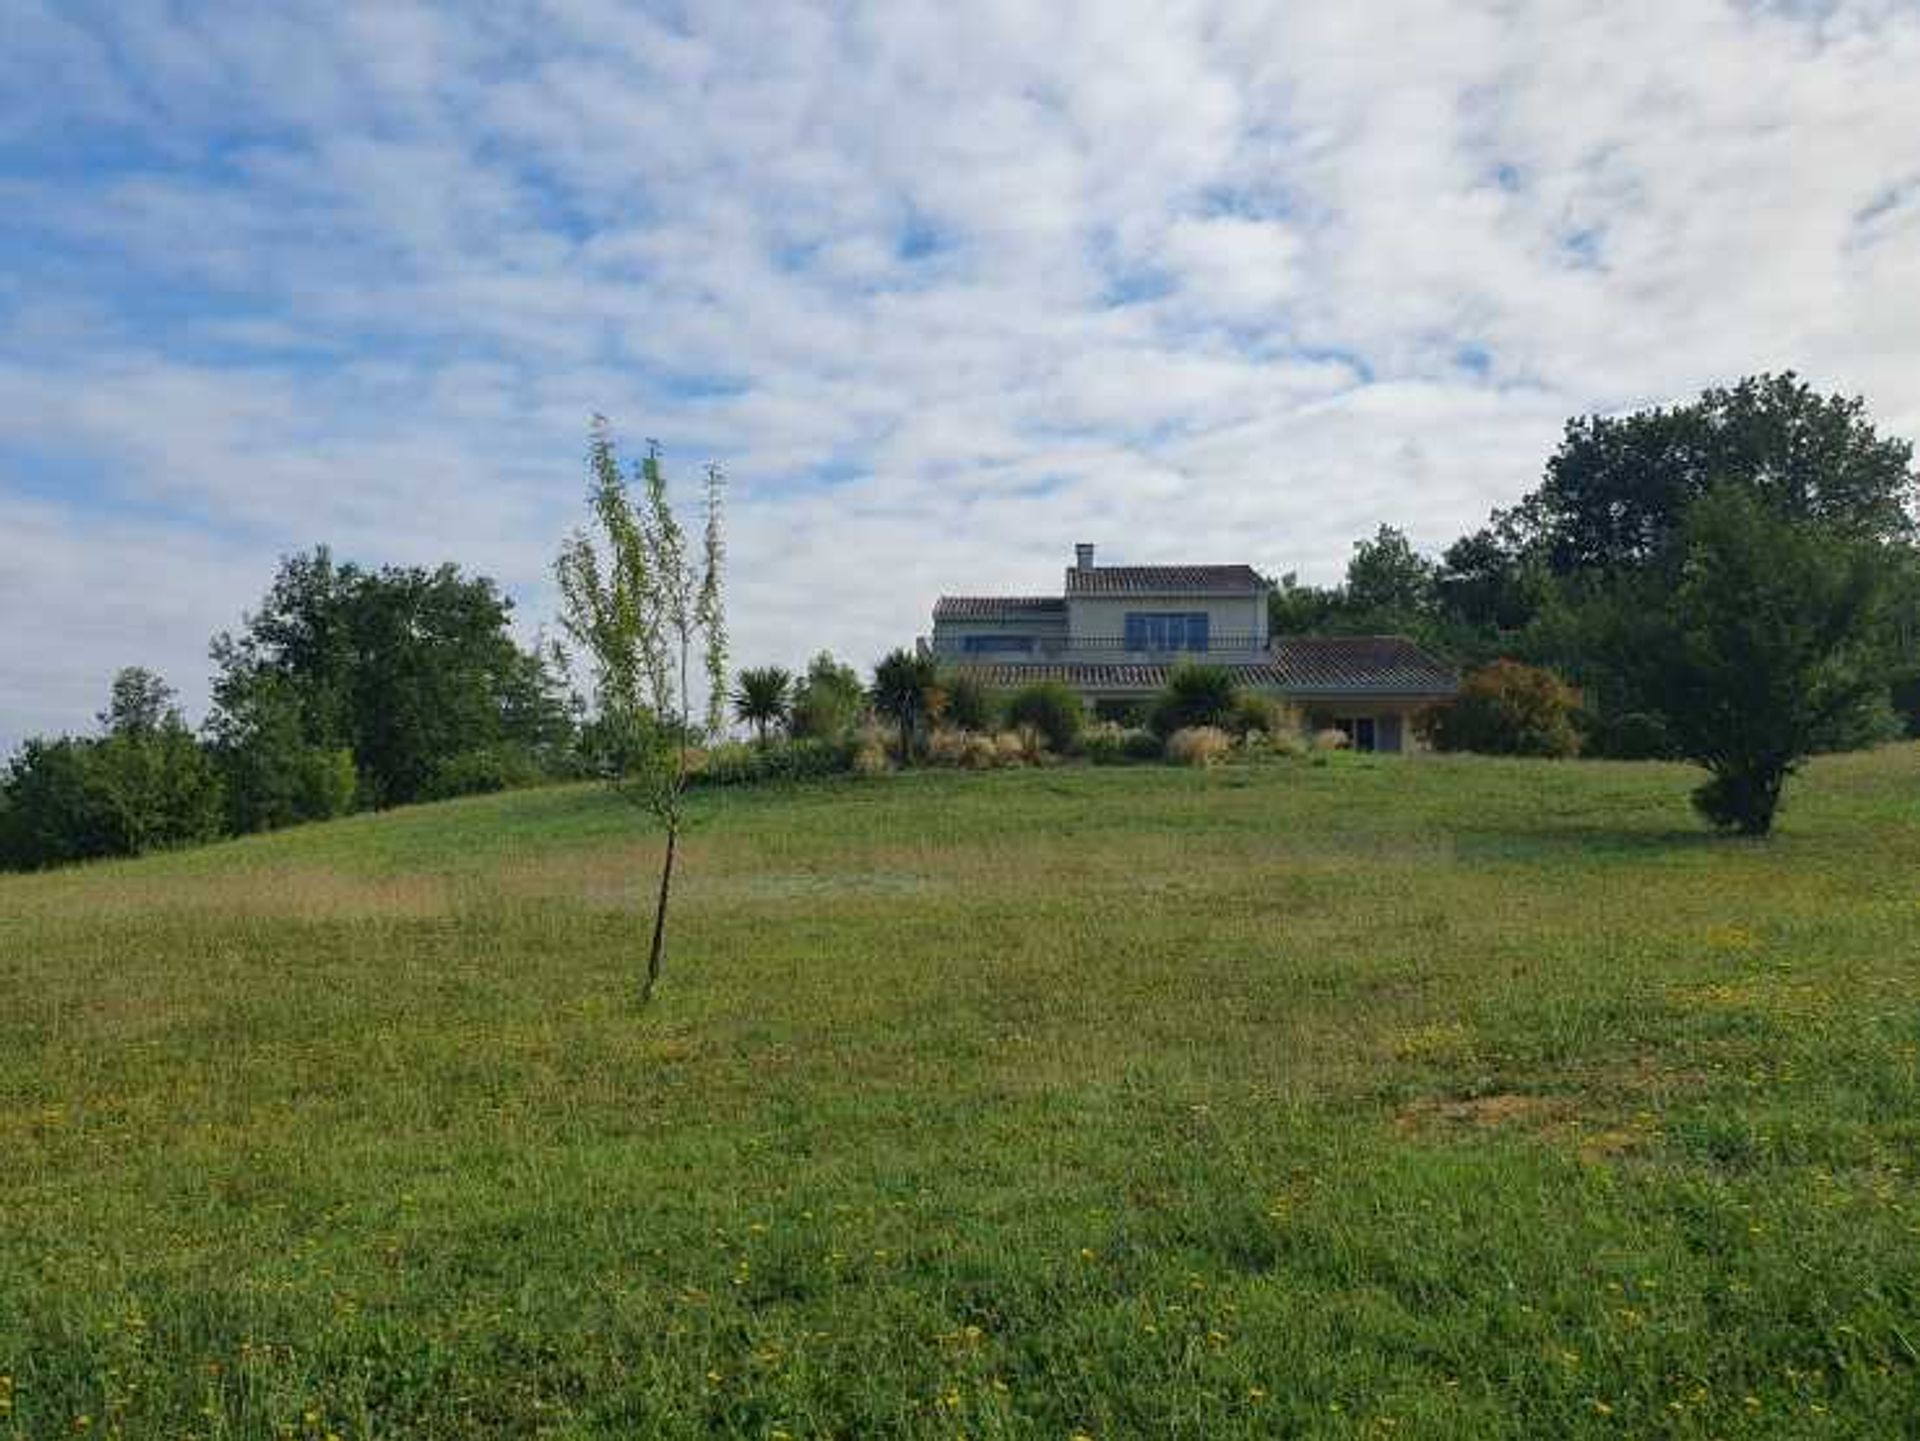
top-left (733, 666), bottom-right (793, 745)
top-left (870, 648), bottom-right (939, 763)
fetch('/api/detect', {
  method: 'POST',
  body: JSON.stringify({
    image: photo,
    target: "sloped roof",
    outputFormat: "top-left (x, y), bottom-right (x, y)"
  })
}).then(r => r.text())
top-left (955, 661), bottom-right (1292, 690)
top-left (1268, 636), bottom-right (1458, 695)
top-left (1063, 564), bottom-right (1268, 597)
top-left (950, 637), bottom-right (1457, 697)
top-left (932, 595), bottom-right (1068, 621)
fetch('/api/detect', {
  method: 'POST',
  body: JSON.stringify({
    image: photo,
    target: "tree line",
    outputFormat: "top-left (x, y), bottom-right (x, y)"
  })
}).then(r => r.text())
top-left (0, 550), bottom-right (578, 870)
top-left (5, 371), bottom-right (1916, 867)
top-left (1270, 372), bottom-right (1920, 830)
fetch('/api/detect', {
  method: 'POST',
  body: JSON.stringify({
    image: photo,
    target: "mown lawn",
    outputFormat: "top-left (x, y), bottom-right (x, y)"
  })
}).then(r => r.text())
top-left (4, 746), bottom-right (1920, 1438)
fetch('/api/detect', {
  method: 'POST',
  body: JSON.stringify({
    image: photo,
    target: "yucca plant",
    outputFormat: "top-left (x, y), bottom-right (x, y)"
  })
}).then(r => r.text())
top-left (733, 666), bottom-right (793, 745)
top-left (870, 648), bottom-right (939, 764)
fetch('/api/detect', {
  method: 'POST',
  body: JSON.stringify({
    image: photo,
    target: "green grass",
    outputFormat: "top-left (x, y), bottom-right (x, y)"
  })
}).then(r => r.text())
top-left (5, 747), bottom-right (1920, 1438)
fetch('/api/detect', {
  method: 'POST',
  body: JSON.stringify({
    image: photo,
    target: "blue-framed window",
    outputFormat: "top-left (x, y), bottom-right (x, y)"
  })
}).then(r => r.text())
top-left (1123, 612), bottom-right (1210, 651)
top-left (960, 634), bottom-right (1036, 653)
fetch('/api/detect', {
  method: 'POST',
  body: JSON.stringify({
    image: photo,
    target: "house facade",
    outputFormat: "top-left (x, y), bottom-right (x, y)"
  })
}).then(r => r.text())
top-left (924, 543), bottom-right (1457, 752)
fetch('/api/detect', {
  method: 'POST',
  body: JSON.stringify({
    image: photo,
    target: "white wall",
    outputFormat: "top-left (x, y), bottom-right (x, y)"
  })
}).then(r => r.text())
top-left (1066, 594), bottom-right (1267, 649)
top-left (930, 615), bottom-right (1069, 651)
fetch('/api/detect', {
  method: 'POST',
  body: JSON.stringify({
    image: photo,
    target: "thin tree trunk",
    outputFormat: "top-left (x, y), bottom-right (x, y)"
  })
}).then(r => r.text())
top-left (643, 820), bottom-right (677, 1003)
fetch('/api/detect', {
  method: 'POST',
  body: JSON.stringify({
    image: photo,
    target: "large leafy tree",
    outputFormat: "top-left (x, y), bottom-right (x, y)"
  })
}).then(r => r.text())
top-left (210, 547), bottom-right (572, 808)
top-left (1426, 374), bottom-right (1919, 748)
top-left (1, 669), bottom-right (224, 870)
top-left (1517, 372), bottom-right (1916, 576)
top-left (1344, 525), bottom-right (1436, 619)
top-left (556, 419), bottom-right (726, 1003)
top-left (203, 670), bottom-right (357, 834)
top-left (1607, 486), bottom-right (1889, 835)
top-left (99, 667), bottom-right (180, 739)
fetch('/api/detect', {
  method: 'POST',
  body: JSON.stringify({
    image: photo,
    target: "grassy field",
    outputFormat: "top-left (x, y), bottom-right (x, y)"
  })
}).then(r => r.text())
top-left (5, 746), bottom-right (1920, 1438)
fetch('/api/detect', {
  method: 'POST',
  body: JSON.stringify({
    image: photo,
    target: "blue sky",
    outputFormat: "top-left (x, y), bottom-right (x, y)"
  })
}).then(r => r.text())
top-left (5, 0), bottom-right (1920, 749)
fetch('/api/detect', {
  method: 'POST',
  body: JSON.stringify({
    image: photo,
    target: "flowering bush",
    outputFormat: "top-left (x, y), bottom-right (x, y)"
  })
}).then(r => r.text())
top-left (1420, 660), bottom-right (1581, 758)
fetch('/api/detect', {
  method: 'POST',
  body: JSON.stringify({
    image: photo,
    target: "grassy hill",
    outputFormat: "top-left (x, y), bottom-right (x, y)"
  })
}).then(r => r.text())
top-left (6, 747), bottom-right (1920, 1438)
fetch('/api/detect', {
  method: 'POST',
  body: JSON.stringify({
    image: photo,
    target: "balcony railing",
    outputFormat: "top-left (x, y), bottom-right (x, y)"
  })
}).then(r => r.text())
top-left (924, 634), bottom-right (1269, 658)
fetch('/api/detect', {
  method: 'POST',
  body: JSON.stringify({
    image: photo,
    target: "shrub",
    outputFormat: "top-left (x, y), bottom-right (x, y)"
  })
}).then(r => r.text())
top-left (426, 744), bottom-right (545, 799)
top-left (696, 741), bottom-right (759, 786)
top-left (1081, 721), bottom-right (1161, 765)
top-left (791, 652), bottom-right (866, 741)
top-left (1166, 725), bottom-right (1231, 767)
top-left (1, 721), bottom-right (227, 871)
top-left (696, 738), bottom-right (851, 787)
top-left (1262, 729), bottom-right (1307, 759)
top-left (992, 730), bottom-right (1030, 766)
top-left (1005, 682), bottom-right (1084, 753)
top-left (924, 727), bottom-right (972, 768)
top-left (961, 734), bottom-right (1000, 770)
top-left (1422, 660), bottom-right (1582, 758)
top-left (1092, 697), bottom-right (1148, 727)
top-left (1581, 709), bottom-right (1676, 761)
top-left (1226, 692), bottom-right (1298, 740)
top-left (943, 673), bottom-right (997, 733)
top-left (851, 737), bottom-right (891, 777)
top-left (1149, 664), bottom-right (1238, 737)
top-left (1311, 727), bottom-right (1350, 752)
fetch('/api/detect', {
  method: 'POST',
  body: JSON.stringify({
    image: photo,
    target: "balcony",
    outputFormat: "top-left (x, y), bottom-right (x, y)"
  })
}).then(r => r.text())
top-left (923, 634), bottom-right (1270, 659)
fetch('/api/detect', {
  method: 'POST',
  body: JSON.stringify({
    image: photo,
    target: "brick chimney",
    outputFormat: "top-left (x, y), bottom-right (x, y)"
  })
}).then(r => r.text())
top-left (1074, 542), bottom-right (1096, 571)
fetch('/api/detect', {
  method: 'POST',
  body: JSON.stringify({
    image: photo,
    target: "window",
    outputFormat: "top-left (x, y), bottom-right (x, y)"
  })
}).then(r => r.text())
top-left (1334, 716), bottom-right (1378, 752)
top-left (1124, 612), bottom-right (1211, 651)
top-left (960, 634), bottom-right (1035, 653)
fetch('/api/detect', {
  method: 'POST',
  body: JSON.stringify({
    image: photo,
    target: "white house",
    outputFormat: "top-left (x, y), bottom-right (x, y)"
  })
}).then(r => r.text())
top-left (924, 543), bottom-right (1458, 752)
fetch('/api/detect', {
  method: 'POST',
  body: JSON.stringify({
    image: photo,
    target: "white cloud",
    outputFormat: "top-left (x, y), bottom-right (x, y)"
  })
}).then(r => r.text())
top-left (3, 0), bottom-right (1920, 749)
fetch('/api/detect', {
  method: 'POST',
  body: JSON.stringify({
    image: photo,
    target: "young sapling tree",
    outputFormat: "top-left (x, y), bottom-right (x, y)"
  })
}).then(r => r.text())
top-left (556, 418), bottom-right (726, 1002)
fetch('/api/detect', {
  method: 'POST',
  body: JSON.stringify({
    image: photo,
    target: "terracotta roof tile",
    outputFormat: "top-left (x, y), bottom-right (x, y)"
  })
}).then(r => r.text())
top-left (1062, 564), bottom-right (1267, 596)
top-left (950, 637), bottom-right (1457, 697)
top-left (932, 595), bottom-right (1068, 620)
top-left (1268, 636), bottom-right (1458, 695)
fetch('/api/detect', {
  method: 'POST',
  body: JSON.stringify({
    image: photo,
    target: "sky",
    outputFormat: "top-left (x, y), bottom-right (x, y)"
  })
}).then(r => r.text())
top-left (5, 0), bottom-right (1920, 750)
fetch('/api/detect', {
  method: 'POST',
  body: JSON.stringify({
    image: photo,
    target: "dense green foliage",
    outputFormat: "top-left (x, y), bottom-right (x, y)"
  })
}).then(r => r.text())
top-left (940, 671), bottom-right (996, 733)
top-left (1224, 691), bottom-right (1295, 741)
top-left (790, 651), bottom-right (866, 742)
top-left (1148, 662), bottom-right (1239, 737)
top-left (1424, 660), bottom-right (1584, 758)
top-left (1004, 680), bottom-right (1085, 753)
top-left (204, 671), bottom-right (359, 833)
top-left (696, 737), bottom-right (852, 787)
top-left (4, 547), bottom-right (580, 870)
top-left (0, 670), bottom-right (226, 870)
top-left (7, 749), bottom-right (1920, 1435)
top-left (1079, 721), bottom-right (1164, 765)
top-left (423, 742), bottom-right (555, 801)
top-left (1600, 486), bottom-right (1892, 835)
top-left (1518, 372), bottom-right (1915, 574)
top-left (210, 546), bottom-right (574, 809)
top-left (1271, 373), bottom-right (1920, 784)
